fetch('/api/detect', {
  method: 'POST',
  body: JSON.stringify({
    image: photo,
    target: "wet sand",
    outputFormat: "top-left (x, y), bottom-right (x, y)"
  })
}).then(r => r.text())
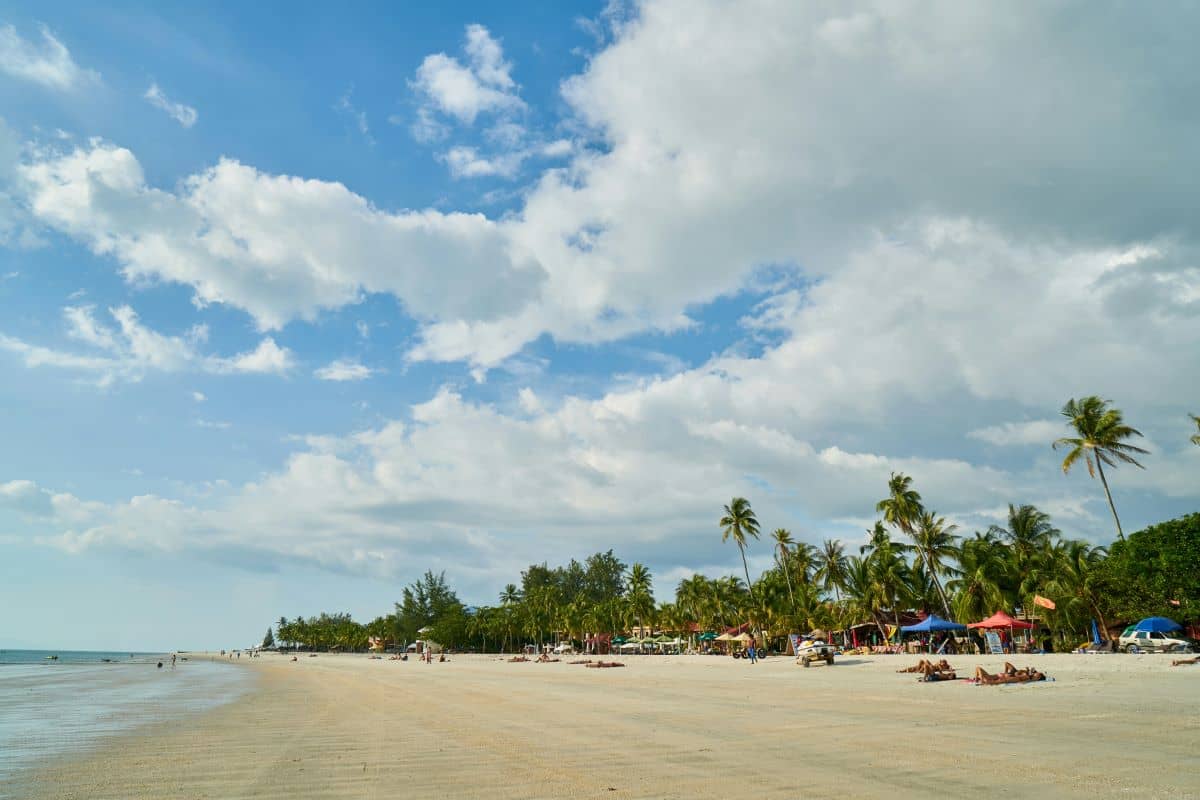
top-left (15, 652), bottom-right (1200, 799)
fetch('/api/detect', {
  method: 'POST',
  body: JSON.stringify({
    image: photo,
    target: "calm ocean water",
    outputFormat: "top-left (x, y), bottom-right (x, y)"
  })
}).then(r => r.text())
top-left (0, 650), bottom-right (251, 796)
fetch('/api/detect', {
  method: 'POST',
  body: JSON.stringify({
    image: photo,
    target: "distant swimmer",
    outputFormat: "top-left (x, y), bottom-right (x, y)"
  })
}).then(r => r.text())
top-left (157, 661), bottom-right (163, 669)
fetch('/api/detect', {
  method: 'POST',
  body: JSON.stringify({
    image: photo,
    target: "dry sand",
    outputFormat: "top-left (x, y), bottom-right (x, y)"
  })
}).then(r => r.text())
top-left (15, 652), bottom-right (1200, 799)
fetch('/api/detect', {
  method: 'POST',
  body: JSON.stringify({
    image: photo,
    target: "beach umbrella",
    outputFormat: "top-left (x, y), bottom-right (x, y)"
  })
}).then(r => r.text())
top-left (967, 611), bottom-right (1034, 630)
top-left (1133, 617), bottom-right (1183, 633)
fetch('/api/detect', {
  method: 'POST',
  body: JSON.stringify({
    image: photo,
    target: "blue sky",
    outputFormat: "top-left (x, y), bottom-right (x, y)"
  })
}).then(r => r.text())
top-left (1, 2), bottom-right (1198, 651)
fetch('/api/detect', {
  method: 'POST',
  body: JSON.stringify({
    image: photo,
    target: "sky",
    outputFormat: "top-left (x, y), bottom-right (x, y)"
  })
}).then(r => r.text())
top-left (1, 1), bottom-right (1198, 651)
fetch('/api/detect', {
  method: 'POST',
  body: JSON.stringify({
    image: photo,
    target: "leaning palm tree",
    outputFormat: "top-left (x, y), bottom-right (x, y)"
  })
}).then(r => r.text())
top-left (771, 528), bottom-right (797, 613)
top-left (719, 497), bottom-right (761, 608)
top-left (1190, 414), bottom-right (1200, 446)
top-left (1053, 396), bottom-right (1149, 541)
top-left (912, 510), bottom-right (958, 617)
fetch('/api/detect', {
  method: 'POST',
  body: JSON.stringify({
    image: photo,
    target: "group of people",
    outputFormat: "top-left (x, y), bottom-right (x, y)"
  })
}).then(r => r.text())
top-left (897, 659), bottom-right (1049, 684)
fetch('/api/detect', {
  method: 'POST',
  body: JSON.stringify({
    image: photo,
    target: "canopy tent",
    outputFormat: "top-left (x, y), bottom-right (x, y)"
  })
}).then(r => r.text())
top-left (611, 636), bottom-right (628, 645)
top-left (900, 615), bottom-right (967, 633)
top-left (697, 632), bottom-right (717, 641)
top-left (1134, 616), bottom-right (1182, 633)
top-left (715, 633), bottom-right (736, 642)
top-left (968, 611), bottom-right (1035, 630)
top-left (734, 632), bottom-right (753, 643)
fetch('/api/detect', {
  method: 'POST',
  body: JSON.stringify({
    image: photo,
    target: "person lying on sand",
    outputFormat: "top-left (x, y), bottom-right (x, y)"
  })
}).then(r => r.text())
top-left (974, 666), bottom-right (1046, 685)
top-left (1171, 657), bottom-right (1199, 666)
top-left (569, 658), bottom-right (593, 664)
top-left (535, 654), bottom-right (560, 663)
top-left (508, 655), bottom-right (529, 663)
top-left (585, 661), bottom-right (626, 668)
top-left (917, 661), bottom-right (957, 682)
top-left (898, 659), bottom-right (953, 673)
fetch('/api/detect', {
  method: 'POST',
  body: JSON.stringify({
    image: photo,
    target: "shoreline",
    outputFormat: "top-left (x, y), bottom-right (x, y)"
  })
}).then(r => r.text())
top-left (14, 652), bottom-right (1200, 799)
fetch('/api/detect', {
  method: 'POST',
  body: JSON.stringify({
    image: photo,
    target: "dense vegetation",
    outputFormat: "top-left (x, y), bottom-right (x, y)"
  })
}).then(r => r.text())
top-left (266, 397), bottom-right (1198, 652)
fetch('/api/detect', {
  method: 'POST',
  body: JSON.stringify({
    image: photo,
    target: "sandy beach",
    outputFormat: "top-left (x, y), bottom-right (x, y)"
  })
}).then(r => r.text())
top-left (13, 652), bottom-right (1199, 799)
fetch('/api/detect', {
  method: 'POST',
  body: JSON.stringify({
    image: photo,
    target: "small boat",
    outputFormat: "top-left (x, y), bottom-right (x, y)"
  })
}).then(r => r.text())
top-left (44, 655), bottom-right (58, 660)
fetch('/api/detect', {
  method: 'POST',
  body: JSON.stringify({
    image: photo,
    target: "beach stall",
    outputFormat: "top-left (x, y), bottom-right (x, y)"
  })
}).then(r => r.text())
top-left (900, 614), bottom-right (967, 654)
top-left (968, 610), bottom-right (1035, 654)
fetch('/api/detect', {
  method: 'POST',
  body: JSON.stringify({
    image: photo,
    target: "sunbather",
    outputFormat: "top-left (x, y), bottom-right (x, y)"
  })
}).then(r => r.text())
top-left (508, 655), bottom-right (529, 663)
top-left (898, 659), bottom-right (953, 673)
top-left (1171, 656), bottom-right (1199, 666)
top-left (915, 660), bottom-right (957, 681)
top-left (974, 665), bottom-right (1045, 684)
top-left (585, 660), bottom-right (625, 668)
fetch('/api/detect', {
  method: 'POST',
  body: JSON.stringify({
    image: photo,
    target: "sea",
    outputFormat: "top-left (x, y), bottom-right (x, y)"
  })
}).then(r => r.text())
top-left (0, 650), bottom-right (251, 796)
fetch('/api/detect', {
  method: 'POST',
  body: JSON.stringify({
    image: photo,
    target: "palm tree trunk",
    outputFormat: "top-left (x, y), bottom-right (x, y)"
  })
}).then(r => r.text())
top-left (919, 548), bottom-right (952, 617)
top-left (1095, 458), bottom-right (1124, 541)
top-left (779, 552), bottom-right (796, 614)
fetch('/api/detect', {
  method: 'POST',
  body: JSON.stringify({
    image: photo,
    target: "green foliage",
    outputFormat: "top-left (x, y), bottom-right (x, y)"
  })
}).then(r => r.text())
top-left (262, 626), bottom-right (275, 649)
top-left (1093, 513), bottom-right (1200, 623)
top-left (395, 570), bottom-right (461, 642)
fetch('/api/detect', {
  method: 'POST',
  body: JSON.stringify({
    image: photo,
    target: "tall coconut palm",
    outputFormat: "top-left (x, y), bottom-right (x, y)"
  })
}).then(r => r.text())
top-left (719, 497), bottom-right (761, 609)
top-left (625, 563), bottom-right (655, 634)
top-left (877, 473), bottom-right (944, 612)
top-left (814, 538), bottom-right (849, 602)
top-left (1190, 414), bottom-right (1200, 446)
top-left (1053, 396), bottom-right (1149, 541)
top-left (1045, 539), bottom-right (1110, 642)
top-left (912, 510), bottom-right (958, 616)
top-left (947, 531), bottom-right (1011, 622)
top-left (771, 528), bottom-right (797, 613)
top-left (989, 504), bottom-right (1058, 608)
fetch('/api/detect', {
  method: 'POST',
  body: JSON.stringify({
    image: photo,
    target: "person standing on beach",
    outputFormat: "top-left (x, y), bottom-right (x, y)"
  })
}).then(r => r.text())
top-left (747, 636), bottom-right (757, 664)
top-left (171, 653), bottom-right (176, 668)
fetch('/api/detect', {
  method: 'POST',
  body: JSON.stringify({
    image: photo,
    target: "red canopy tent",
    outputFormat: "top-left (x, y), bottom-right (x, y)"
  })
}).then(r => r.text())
top-left (967, 611), bottom-right (1034, 630)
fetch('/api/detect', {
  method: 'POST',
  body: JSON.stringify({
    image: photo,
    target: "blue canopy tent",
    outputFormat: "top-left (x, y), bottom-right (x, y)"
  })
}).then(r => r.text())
top-left (900, 615), bottom-right (968, 654)
top-left (1133, 617), bottom-right (1182, 633)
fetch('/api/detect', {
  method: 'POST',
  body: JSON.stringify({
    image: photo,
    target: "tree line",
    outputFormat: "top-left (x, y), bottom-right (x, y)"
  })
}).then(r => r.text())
top-left (266, 396), bottom-right (1199, 652)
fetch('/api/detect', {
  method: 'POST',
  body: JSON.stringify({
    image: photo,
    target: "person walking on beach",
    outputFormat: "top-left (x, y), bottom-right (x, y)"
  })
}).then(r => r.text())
top-left (747, 636), bottom-right (757, 664)
top-left (171, 653), bottom-right (176, 668)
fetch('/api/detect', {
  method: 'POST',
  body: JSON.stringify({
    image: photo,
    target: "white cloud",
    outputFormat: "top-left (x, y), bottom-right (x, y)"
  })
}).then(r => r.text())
top-left (411, 24), bottom-right (524, 125)
top-left (968, 420), bottom-right (1063, 447)
top-left (192, 391), bottom-right (206, 403)
top-left (314, 359), bottom-right (373, 382)
top-left (144, 83), bottom-right (198, 128)
top-left (355, 320), bottom-right (369, 339)
top-left (194, 418), bottom-right (231, 430)
top-left (441, 145), bottom-right (524, 179)
top-left (0, 304), bottom-right (294, 384)
top-left (17, 144), bottom-right (544, 335)
top-left (0, 23), bottom-right (97, 90)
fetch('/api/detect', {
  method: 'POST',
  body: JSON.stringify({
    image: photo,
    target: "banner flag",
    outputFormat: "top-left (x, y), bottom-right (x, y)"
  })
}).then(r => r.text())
top-left (1033, 595), bottom-right (1056, 610)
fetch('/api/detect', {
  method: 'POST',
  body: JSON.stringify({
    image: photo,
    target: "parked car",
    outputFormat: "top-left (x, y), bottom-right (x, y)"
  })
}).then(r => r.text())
top-left (1119, 627), bottom-right (1194, 653)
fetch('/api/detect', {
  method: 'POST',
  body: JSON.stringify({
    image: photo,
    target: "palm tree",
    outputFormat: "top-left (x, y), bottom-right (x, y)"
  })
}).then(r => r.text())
top-left (877, 472), bottom-right (947, 614)
top-left (1053, 396), bottom-right (1149, 541)
top-left (719, 497), bottom-right (761, 608)
top-left (947, 531), bottom-right (1011, 623)
top-left (1045, 539), bottom-right (1110, 643)
top-left (1190, 414), bottom-right (1200, 446)
top-left (912, 510), bottom-right (958, 616)
top-left (989, 504), bottom-right (1058, 611)
top-left (814, 538), bottom-right (849, 602)
top-left (626, 563), bottom-right (655, 634)
top-left (771, 528), bottom-right (797, 613)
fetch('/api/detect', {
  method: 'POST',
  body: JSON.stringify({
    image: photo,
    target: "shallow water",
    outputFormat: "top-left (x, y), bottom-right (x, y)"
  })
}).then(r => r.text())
top-left (0, 651), bottom-right (250, 796)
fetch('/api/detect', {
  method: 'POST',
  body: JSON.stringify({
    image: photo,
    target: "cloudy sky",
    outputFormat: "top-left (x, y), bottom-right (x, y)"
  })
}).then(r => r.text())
top-left (2, 1), bottom-right (1198, 650)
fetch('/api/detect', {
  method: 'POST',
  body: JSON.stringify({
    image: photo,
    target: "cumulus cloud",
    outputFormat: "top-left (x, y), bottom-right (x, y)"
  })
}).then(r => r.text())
top-left (0, 304), bottom-right (294, 384)
top-left (314, 359), bottom-right (373, 382)
top-left (6, 2), bottom-right (1200, 595)
top-left (411, 24), bottom-right (524, 125)
top-left (144, 83), bottom-right (198, 128)
top-left (968, 420), bottom-right (1063, 447)
top-left (17, 144), bottom-right (545, 335)
top-left (0, 23), bottom-right (97, 90)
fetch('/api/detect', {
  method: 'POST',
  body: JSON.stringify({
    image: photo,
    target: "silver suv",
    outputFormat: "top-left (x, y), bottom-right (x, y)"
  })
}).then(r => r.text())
top-left (1119, 628), bottom-right (1194, 653)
